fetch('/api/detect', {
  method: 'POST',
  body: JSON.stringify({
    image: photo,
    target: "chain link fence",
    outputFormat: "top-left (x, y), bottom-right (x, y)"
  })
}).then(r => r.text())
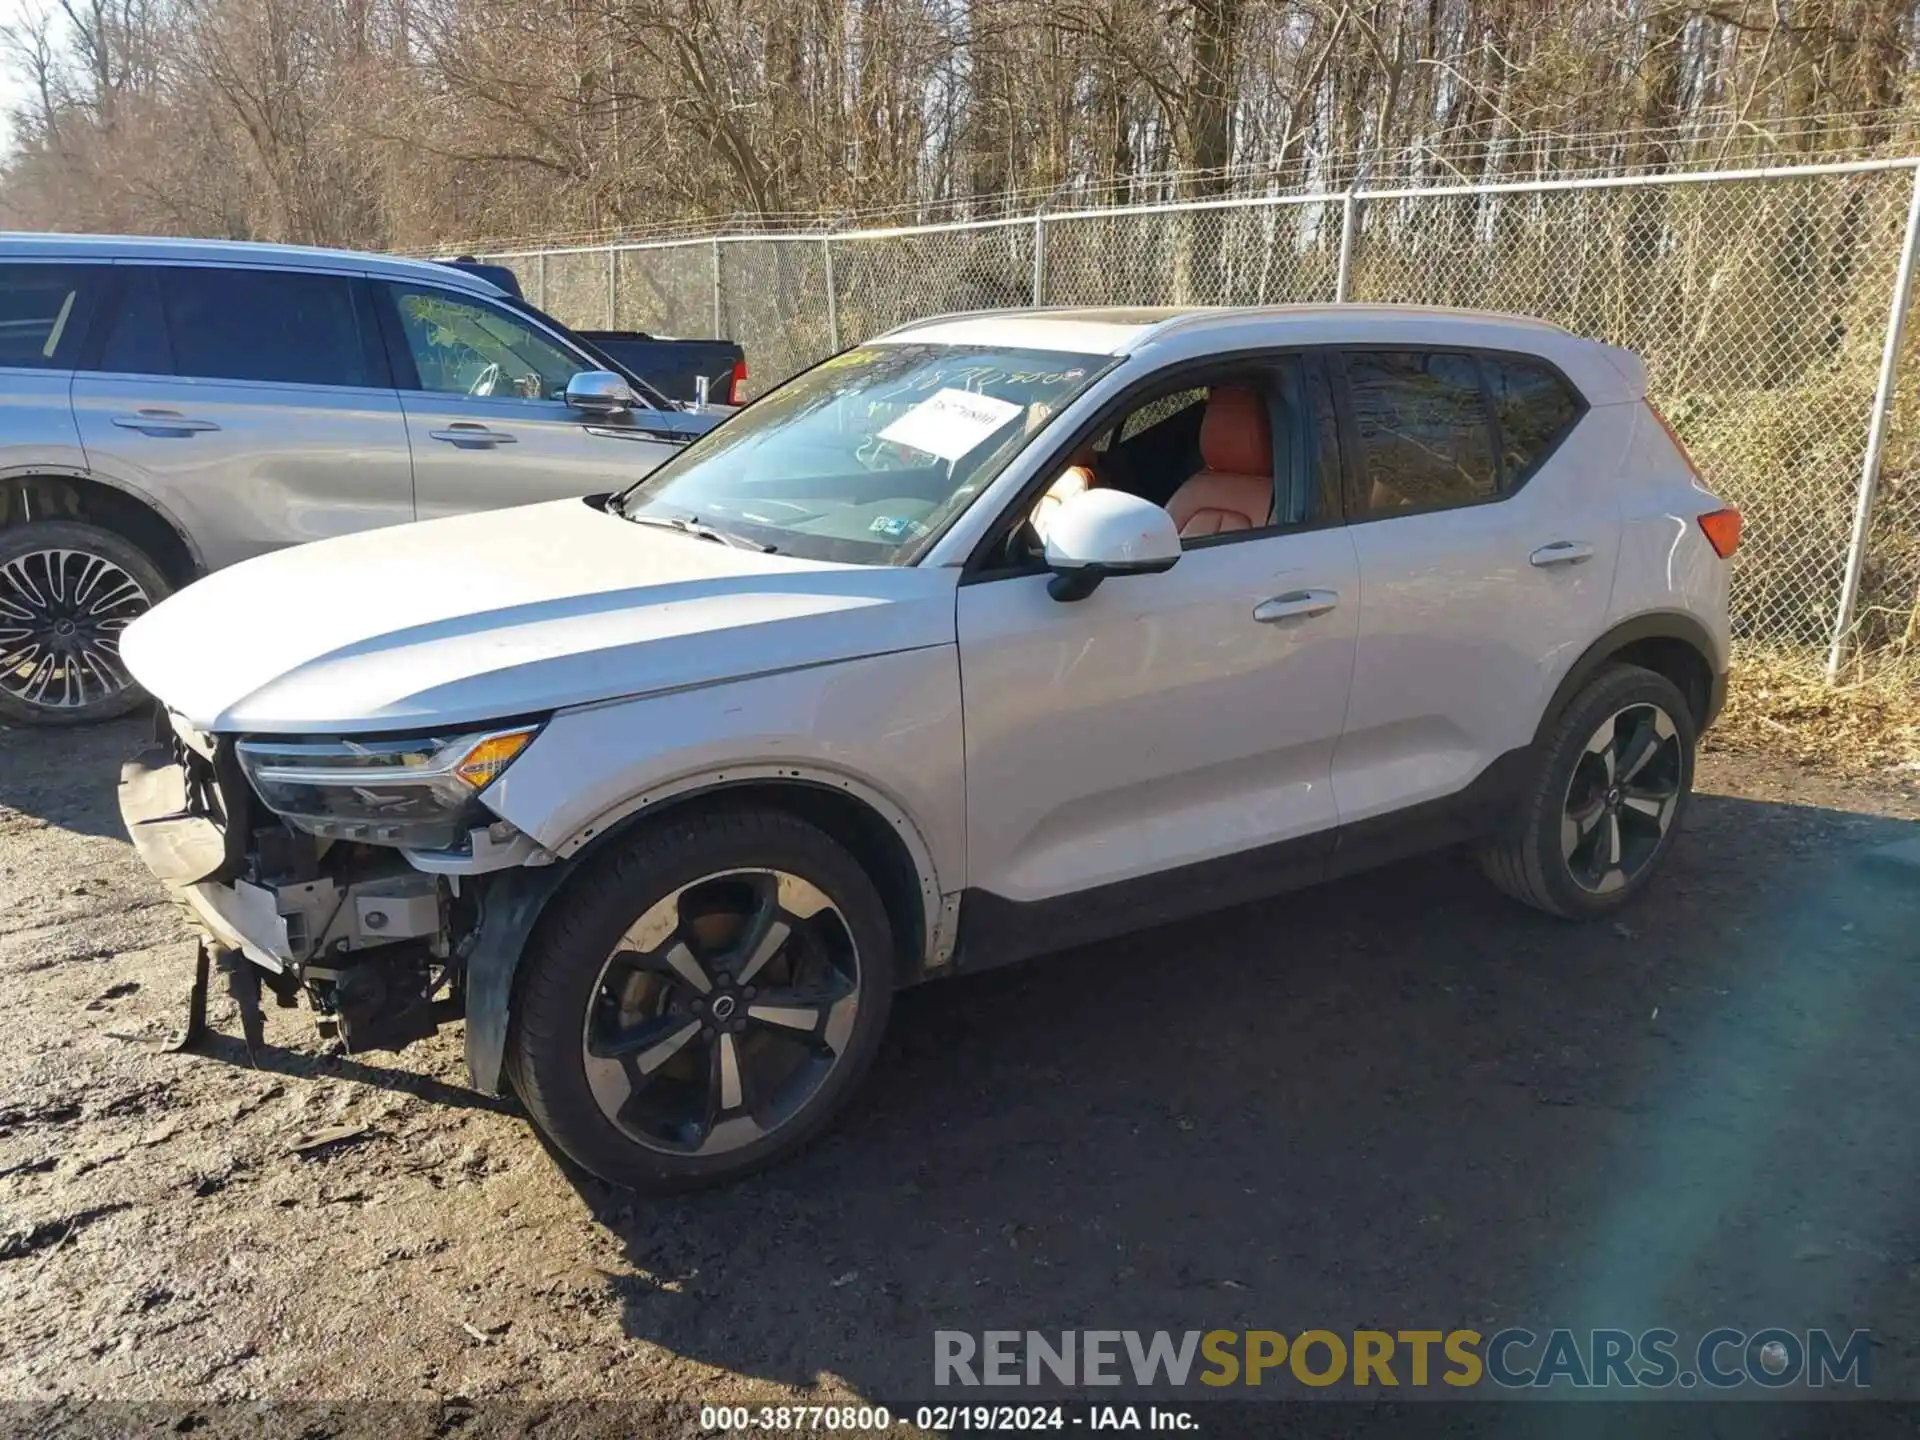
top-left (480, 158), bottom-right (1920, 677)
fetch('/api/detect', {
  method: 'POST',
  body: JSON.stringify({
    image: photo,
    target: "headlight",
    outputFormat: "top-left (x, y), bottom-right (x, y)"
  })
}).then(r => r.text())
top-left (236, 725), bottom-right (539, 851)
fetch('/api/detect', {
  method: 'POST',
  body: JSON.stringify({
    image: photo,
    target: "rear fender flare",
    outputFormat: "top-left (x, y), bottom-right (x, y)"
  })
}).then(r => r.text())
top-left (1537, 611), bottom-right (1723, 742)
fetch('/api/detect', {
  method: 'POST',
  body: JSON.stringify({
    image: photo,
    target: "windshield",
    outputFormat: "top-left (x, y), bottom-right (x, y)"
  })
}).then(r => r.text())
top-left (613, 343), bottom-right (1115, 564)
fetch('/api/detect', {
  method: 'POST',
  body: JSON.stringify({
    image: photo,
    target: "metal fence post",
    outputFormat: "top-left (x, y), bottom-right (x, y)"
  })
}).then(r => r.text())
top-left (824, 236), bottom-right (840, 351)
top-left (535, 252), bottom-right (547, 310)
top-left (1334, 191), bottom-right (1358, 302)
top-left (711, 239), bottom-right (723, 337)
top-left (606, 247), bottom-right (617, 328)
top-left (1827, 162), bottom-right (1920, 680)
top-left (1032, 213), bottom-right (1047, 305)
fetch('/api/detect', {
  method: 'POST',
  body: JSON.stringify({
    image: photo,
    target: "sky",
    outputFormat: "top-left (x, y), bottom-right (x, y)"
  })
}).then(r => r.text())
top-left (0, 0), bottom-right (46, 154)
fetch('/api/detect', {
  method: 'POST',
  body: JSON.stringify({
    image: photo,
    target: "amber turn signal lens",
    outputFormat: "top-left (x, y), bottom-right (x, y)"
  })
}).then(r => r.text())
top-left (453, 728), bottom-right (537, 788)
top-left (1698, 507), bottom-right (1742, 559)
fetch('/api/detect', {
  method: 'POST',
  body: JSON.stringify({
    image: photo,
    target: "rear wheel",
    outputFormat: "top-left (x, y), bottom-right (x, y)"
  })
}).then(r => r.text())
top-left (0, 520), bottom-right (170, 726)
top-left (506, 806), bottom-right (895, 1192)
top-left (1480, 663), bottom-right (1695, 918)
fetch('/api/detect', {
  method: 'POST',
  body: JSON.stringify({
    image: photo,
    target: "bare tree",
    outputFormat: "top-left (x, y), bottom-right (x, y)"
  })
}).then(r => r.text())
top-left (0, 0), bottom-right (1916, 249)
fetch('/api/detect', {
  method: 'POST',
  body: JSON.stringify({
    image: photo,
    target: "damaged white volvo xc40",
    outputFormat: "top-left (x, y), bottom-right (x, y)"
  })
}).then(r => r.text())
top-left (118, 305), bottom-right (1740, 1191)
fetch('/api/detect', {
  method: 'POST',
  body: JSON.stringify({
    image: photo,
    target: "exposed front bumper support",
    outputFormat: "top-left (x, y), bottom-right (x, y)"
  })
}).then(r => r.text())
top-left (119, 741), bottom-right (236, 887)
top-left (177, 876), bottom-right (293, 972)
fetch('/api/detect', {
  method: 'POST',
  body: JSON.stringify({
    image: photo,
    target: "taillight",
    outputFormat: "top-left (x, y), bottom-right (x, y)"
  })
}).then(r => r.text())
top-left (728, 357), bottom-right (747, 405)
top-left (1698, 508), bottom-right (1742, 558)
top-left (1646, 400), bottom-right (1702, 482)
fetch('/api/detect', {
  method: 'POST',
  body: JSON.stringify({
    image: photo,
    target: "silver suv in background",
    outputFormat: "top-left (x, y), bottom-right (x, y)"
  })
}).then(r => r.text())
top-left (0, 235), bottom-right (719, 726)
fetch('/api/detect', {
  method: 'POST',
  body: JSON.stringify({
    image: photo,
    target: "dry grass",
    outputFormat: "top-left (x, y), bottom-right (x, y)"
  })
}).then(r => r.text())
top-left (1709, 646), bottom-right (1920, 777)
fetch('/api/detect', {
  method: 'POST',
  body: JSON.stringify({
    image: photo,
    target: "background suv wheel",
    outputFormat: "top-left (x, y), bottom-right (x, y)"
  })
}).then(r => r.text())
top-left (506, 805), bottom-right (895, 1192)
top-left (1480, 662), bottom-right (1697, 918)
top-left (0, 520), bottom-right (170, 726)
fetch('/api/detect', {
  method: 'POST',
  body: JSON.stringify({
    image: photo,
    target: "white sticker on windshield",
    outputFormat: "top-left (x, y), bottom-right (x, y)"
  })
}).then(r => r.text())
top-left (877, 388), bottom-right (1024, 463)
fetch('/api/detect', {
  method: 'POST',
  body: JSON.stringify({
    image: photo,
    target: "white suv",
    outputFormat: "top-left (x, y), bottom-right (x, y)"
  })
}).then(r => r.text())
top-left (116, 305), bottom-right (1739, 1191)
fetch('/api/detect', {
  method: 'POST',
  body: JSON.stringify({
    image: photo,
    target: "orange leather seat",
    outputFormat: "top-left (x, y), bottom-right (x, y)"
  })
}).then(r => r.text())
top-left (1165, 387), bottom-right (1273, 537)
top-left (1028, 445), bottom-right (1101, 542)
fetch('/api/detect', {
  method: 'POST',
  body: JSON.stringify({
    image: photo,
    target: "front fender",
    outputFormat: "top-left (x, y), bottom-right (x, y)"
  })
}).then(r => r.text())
top-left (463, 860), bottom-right (576, 1094)
top-left (462, 648), bottom-right (966, 1092)
top-left (481, 646), bottom-right (966, 894)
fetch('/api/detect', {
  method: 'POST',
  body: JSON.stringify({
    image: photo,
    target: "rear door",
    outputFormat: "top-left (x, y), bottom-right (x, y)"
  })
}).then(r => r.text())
top-left (71, 264), bottom-right (414, 570)
top-left (376, 280), bottom-right (687, 519)
top-left (1330, 347), bottom-right (1618, 837)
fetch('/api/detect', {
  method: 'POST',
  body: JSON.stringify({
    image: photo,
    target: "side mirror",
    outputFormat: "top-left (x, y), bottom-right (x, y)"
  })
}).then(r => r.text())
top-left (566, 370), bottom-right (636, 416)
top-left (1041, 488), bottom-right (1181, 601)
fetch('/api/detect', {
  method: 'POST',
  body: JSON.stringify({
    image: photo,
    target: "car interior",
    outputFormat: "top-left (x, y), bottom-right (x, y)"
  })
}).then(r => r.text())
top-left (642, 358), bottom-right (1320, 566)
top-left (1013, 368), bottom-right (1300, 562)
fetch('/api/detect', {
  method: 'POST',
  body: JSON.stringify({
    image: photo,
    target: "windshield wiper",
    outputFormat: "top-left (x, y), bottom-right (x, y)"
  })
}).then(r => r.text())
top-left (626, 512), bottom-right (775, 553)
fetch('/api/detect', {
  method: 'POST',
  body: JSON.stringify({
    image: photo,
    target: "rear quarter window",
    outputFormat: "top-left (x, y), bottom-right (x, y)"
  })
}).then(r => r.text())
top-left (1486, 354), bottom-right (1583, 486)
top-left (0, 263), bottom-right (96, 369)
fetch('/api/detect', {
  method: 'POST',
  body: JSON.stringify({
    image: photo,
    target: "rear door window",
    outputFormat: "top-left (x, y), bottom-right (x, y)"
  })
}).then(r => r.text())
top-left (92, 267), bottom-right (173, 376)
top-left (157, 266), bottom-right (372, 388)
top-left (1339, 350), bottom-right (1499, 517)
top-left (0, 263), bottom-right (97, 369)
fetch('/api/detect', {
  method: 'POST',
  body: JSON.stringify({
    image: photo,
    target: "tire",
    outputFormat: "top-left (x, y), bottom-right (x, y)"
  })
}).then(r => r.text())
top-left (1479, 663), bottom-right (1696, 919)
top-left (0, 519), bottom-right (171, 726)
top-left (505, 805), bottom-right (896, 1192)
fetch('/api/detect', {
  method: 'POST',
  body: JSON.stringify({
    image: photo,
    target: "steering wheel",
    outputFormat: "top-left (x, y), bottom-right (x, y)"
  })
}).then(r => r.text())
top-left (467, 362), bottom-right (502, 398)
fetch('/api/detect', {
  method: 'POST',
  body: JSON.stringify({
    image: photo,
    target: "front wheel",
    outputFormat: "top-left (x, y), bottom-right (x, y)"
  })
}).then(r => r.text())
top-left (1480, 663), bottom-right (1696, 918)
top-left (505, 806), bottom-right (895, 1192)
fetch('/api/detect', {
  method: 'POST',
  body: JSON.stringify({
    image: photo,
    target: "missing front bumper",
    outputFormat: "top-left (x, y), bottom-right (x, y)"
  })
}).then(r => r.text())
top-left (119, 720), bottom-right (489, 1061)
top-left (120, 731), bottom-right (452, 972)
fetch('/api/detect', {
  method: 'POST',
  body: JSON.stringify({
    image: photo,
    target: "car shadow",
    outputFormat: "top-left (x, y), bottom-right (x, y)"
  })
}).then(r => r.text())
top-left (0, 714), bottom-right (152, 841)
top-left (188, 1026), bottom-right (521, 1117)
top-left (551, 790), bottom-right (1920, 1405)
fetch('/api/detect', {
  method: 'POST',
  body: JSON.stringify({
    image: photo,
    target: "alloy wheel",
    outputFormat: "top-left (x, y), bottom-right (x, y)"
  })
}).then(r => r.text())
top-left (1561, 701), bottom-right (1684, 895)
top-left (0, 548), bottom-right (151, 712)
top-left (580, 868), bottom-right (862, 1157)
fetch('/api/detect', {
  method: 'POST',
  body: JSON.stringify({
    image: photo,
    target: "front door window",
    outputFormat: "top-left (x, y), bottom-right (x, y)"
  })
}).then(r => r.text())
top-left (386, 284), bottom-right (585, 401)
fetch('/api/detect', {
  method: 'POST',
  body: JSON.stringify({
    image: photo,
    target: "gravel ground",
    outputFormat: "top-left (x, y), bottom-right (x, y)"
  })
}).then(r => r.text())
top-left (2, 717), bottom-right (1919, 1418)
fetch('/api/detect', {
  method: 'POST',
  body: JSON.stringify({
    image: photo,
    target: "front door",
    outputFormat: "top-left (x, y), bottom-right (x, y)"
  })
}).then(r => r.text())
top-left (957, 356), bottom-right (1358, 921)
top-left (378, 280), bottom-right (686, 519)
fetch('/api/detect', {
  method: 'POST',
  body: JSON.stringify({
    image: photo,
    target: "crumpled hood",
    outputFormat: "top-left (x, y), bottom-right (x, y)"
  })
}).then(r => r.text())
top-left (122, 498), bottom-right (958, 734)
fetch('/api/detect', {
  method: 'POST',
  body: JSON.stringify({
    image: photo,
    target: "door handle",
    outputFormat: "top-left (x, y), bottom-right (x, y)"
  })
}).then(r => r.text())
top-left (1253, 589), bottom-right (1339, 623)
top-left (111, 410), bottom-right (220, 435)
top-left (1529, 540), bottom-right (1595, 568)
top-left (428, 424), bottom-right (517, 447)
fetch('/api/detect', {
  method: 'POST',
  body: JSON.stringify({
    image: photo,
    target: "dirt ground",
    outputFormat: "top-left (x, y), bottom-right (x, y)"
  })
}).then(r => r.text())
top-left (4, 716), bottom-right (1920, 1421)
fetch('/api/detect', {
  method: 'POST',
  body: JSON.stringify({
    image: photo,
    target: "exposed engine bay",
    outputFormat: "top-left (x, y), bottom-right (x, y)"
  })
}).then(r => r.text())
top-left (228, 826), bottom-right (470, 1053)
top-left (117, 709), bottom-right (518, 1056)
